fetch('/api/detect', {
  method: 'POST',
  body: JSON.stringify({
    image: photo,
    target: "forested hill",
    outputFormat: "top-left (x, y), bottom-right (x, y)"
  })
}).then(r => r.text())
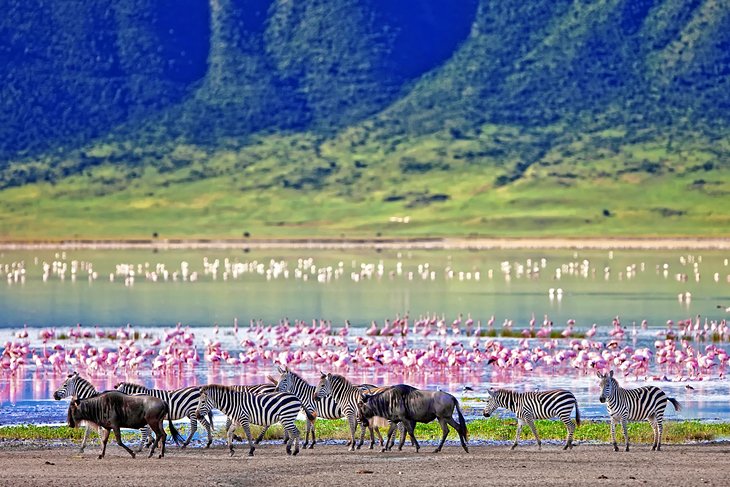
top-left (1, 0), bottom-right (729, 239)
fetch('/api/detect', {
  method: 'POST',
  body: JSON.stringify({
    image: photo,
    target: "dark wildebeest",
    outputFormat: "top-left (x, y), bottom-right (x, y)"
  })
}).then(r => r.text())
top-left (67, 391), bottom-right (183, 459)
top-left (358, 384), bottom-right (469, 453)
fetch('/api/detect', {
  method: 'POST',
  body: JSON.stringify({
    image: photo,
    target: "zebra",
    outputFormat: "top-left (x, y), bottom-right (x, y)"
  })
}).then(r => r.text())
top-left (53, 371), bottom-right (104, 453)
top-left (597, 370), bottom-right (681, 451)
top-left (314, 372), bottom-right (394, 451)
top-left (196, 384), bottom-right (306, 456)
top-left (114, 382), bottom-right (215, 449)
top-left (275, 366), bottom-right (344, 449)
top-left (482, 388), bottom-right (580, 450)
top-left (215, 383), bottom-right (283, 445)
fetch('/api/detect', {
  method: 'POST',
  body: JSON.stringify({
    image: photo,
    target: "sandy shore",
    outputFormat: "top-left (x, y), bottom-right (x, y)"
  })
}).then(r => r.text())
top-left (0, 442), bottom-right (726, 486)
top-left (1, 236), bottom-right (729, 250)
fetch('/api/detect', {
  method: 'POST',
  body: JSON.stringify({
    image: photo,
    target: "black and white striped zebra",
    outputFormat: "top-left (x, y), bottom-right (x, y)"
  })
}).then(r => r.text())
top-left (218, 383), bottom-right (282, 444)
top-left (275, 366), bottom-right (342, 449)
top-left (314, 372), bottom-right (391, 451)
top-left (597, 370), bottom-right (681, 451)
top-left (482, 388), bottom-right (581, 450)
top-left (196, 384), bottom-right (306, 456)
top-left (114, 382), bottom-right (214, 449)
top-left (52, 372), bottom-right (103, 452)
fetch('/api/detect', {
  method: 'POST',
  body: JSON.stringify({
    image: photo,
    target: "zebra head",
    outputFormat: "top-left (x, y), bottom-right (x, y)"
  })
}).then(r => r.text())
top-left (314, 372), bottom-right (331, 399)
top-left (276, 365), bottom-right (293, 393)
top-left (482, 389), bottom-right (500, 417)
top-left (597, 370), bottom-right (616, 403)
top-left (53, 371), bottom-right (80, 400)
top-left (196, 385), bottom-right (214, 420)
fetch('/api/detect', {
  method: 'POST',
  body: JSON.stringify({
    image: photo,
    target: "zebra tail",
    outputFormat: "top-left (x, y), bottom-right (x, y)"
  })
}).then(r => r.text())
top-left (668, 397), bottom-right (682, 412)
top-left (574, 400), bottom-right (581, 427)
top-left (208, 410), bottom-right (214, 430)
top-left (167, 417), bottom-right (184, 446)
top-left (454, 398), bottom-right (469, 441)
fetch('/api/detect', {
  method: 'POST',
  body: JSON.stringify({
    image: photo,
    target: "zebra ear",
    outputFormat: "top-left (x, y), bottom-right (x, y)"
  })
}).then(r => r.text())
top-left (277, 365), bottom-right (285, 374)
top-left (595, 371), bottom-right (603, 379)
top-left (609, 370), bottom-right (614, 378)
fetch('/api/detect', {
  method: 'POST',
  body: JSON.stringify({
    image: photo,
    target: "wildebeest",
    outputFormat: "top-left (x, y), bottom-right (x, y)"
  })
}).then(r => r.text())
top-left (358, 384), bottom-right (469, 453)
top-left (67, 391), bottom-right (183, 459)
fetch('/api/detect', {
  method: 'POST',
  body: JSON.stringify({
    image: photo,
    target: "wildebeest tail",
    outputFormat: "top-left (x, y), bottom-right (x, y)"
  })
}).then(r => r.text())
top-left (668, 397), bottom-right (682, 412)
top-left (454, 398), bottom-right (468, 441)
top-left (167, 416), bottom-right (184, 445)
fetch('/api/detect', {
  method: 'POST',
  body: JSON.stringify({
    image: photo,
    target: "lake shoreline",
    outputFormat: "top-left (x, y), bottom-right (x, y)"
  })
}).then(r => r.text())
top-left (1, 236), bottom-right (729, 251)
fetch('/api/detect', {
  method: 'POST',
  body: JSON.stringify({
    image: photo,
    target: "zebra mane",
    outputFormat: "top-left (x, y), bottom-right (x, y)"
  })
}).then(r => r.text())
top-left (115, 381), bottom-right (147, 390)
top-left (329, 374), bottom-right (354, 388)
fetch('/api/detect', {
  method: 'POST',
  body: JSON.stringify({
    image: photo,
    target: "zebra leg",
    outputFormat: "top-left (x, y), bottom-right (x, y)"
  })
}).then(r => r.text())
top-left (610, 418), bottom-right (619, 452)
top-left (563, 418), bottom-right (576, 450)
top-left (511, 419), bottom-right (524, 450)
top-left (620, 419), bottom-right (630, 452)
top-left (197, 415), bottom-right (214, 448)
top-left (356, 420), bottom-right (368, 450)
top-left (434, 418), bottom-right (449, 453)
top-left (656, 419), bottom-right (664, 451)
top-left (113, 427), bottom-right (136, 459)
top-left (648, 416), bottom-right (660, 451)
top-left (526, 419), bottom-right (541, 450)
top-left (241, 421), bottom-right (255, 457)
top-left (398, 422), bottom-right (406, 451)
top-left (98, 428), bottom-right (110, 460)
top-left (79, 425), bottom-right (91, 453)
top-left (226, 417), bottom-right (244, 443)
top-left (182, 415), bottom-right (198, 448)
top-left (285, 421), bottom-right (300, 456)
top-left (309, 418), bottom-right (316, 449)
top-left (254, 425), bottom-right (268, 444)
top-left (347, 414), bottom-right (358, 452)
top-left (226, 421), bottom-right (238, 456)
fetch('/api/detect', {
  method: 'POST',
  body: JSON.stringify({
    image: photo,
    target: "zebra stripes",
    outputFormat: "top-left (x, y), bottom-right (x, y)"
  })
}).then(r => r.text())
top-left (597, 370), bottom-right (681, 451)
top-left (114, 382), bottom-right (214, 448)
top-left (482, 388), bottom-right (580, 450)
top-left (276, 366), bottom-right (342, 448)
top-left (52, 372), bottom-right (102, 453)
top-left (197, 384), bottom-right (304, 456)
top-left (315, 372), bottom-right (388, 451)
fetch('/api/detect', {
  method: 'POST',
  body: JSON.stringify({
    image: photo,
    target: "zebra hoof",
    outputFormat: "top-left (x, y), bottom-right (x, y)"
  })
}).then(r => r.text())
top-left (97, 455), bottom-right (103, 460)
top-left (432, 448), bottom-right (441, 454)
top-left (307, 444), bottom-right (314, 450)
top-left (293, 448), bottom-right (299, 456)
top-left (158, 453), bottom-right (164, 459)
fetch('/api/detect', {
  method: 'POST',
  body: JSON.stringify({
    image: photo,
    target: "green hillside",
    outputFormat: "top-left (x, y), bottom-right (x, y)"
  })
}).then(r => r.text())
top-left (1, 0), bottom-right (729, 240)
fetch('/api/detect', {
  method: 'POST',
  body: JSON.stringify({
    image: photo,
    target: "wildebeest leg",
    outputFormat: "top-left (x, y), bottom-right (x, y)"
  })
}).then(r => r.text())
top-left (148, 419), bottom-right (167, 459)
top-left (98, 428), bottom-right (111, 459)
top-left (113, 427), bottom-right (136, 458)
top-left (370, 425), bottom-right (382, 450)
top-left (181, 414), bottom-right (198, 448)
top-left (404, 419), bottom-right (420, 453)
top-left (434, 418), bottom-right (450, 453)
top-left (241, 421), bottom-right (256, 457)
top-left (381, 422), bottom-right (397, 453)
top-left (445, 417), bottom-right (469, 453)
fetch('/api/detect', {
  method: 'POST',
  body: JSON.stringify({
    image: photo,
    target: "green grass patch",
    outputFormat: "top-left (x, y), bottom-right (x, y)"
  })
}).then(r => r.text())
top-left (5, 420), bottom-right (730, 445)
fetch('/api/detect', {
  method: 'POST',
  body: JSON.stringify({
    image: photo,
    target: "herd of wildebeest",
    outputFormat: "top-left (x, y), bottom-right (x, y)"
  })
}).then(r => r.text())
top-left (56, 367), bottom-right (681, 459)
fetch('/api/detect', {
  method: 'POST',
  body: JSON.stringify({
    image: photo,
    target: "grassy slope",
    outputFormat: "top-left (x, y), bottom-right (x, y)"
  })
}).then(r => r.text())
top-left (1, 123), bottom-right (729, 240)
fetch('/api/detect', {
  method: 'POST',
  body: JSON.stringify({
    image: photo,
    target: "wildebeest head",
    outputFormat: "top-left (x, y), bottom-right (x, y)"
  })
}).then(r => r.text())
top-left (66, 397), bottom-right (82, 428)
top-left (53, 371), bottom-right (80, 400)
top-left (314, 372), bottom-right (331, 399)
top-left (482, 389), bottom-right (500, 417)
top-left (597, 370), bottom-right (615, 403)
top-left (357, 393), bottom-right (377, 420)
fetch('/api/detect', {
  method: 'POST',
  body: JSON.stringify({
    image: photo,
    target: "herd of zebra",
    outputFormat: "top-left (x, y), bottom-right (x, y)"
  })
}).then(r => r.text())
top-left (53, 368), bottom-right (682, 457)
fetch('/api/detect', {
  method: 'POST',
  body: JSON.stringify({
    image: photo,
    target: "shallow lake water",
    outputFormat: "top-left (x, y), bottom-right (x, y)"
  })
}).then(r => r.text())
top-left (1, 248), bottom-right (729, 426)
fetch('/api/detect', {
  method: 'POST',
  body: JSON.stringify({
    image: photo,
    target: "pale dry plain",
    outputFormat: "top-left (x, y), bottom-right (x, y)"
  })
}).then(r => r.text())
top-left (0, 442), bottom-right (727, 487)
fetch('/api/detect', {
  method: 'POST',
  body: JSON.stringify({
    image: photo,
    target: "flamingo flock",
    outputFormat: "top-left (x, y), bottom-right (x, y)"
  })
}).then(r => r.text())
top-left (3, 315), bottom-right (730, 384)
